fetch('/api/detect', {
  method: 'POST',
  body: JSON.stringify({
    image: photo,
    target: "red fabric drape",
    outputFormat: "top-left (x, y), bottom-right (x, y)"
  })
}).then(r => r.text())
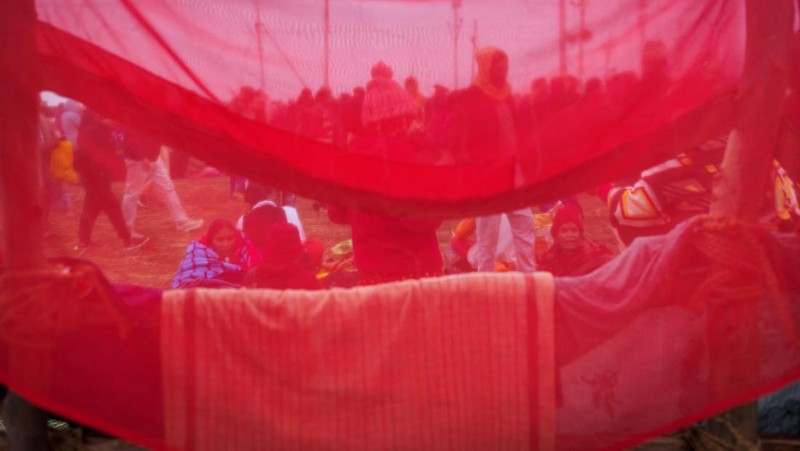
top-left (4, 1), bottom-right (799, 449)
top-left (0, 219), bottom-right (798, 450)
top-left (32, 0), bottom-right (744, 216)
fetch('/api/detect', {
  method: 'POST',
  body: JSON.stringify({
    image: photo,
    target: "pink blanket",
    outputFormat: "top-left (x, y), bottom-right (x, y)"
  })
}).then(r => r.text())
top-left (162, 273), bottom-right (555, 451)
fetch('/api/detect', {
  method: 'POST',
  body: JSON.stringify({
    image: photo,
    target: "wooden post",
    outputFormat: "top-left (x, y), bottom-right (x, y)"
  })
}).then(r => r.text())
top-left (711, 0), bottom-right (794, 219)
top-left (708, 0), bottom-right (794, 445)
top-left (0, 0), bottom-right (51, 449)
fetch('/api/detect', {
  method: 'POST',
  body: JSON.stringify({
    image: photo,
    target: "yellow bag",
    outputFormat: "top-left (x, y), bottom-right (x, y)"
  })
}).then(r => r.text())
top-left (50, 139), bottom-right (78, 184)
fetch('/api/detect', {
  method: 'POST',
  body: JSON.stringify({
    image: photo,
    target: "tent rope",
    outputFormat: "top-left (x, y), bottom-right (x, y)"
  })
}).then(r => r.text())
top-left (686, 416), bottom-right (762, 451)
top-left (690, 216), bottom-right (781, 303)
top-left (681, 216), bottom-right (800, 351)
top-left (682, 217), bottom-right (789, 451)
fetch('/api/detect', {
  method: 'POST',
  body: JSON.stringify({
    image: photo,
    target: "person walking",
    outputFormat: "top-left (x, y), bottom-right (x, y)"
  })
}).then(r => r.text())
top-left (74, 109), bottom-right (149, 250)
top-left (450, 46), bottom-right (536, 272)
top-left (119, 126), bottom-right (203, 236)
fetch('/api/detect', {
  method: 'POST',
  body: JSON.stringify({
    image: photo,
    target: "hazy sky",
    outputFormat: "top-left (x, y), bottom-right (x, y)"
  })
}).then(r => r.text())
top-left (37, 0), bottom-right (745, 102)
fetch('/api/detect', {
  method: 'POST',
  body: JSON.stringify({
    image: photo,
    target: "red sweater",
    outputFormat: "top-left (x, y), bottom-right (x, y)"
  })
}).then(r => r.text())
top-left (328, 131), bottom-right (443, 282)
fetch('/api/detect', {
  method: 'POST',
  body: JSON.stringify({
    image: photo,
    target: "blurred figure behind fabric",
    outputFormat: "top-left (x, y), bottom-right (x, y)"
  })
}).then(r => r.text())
top-left (537, 206), bottom-right (615, 276)
top-left (37, 111), bottom-right (73, 208)
top-left (58, 99), bottom-right (82, 145)
top-left (449, 46), bottom-right (535, 272)
top-left (73, 109), bottom-right (149, 251)
top-left (404, 75), bottom-right (426, 126)
top-left (237, 183), bottom-right (306, 243)
top-left (49, 137), bottom-right (77, 185)
top-left (119, 126), bottom-right (203, 235)
top-left (328, 61), bottom-right (443, 285)
top-left (242, 221), bottom-right (320, 290)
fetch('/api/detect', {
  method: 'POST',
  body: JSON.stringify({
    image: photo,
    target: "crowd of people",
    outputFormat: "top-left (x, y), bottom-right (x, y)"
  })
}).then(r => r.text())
top-left (33, 42), bottom-right (799, 290)
top-left (38, 100), bottom-right (205, 253)
top-left (171, 183), bottom-right (322, 290)
top-left (228, 41), bottom-right (674, 167)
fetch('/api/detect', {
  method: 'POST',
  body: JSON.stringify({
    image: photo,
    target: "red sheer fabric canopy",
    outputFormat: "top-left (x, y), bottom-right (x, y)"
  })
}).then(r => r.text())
top-left (0, 219), bottom-right (799, 451)
top-left (5, 2), bottom-right (800, 450)
top-left (34, 0), bottom-right (744, 216)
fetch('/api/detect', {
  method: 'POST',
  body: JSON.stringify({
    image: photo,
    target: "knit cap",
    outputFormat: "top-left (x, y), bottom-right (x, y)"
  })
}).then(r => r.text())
top-left (362, 62), bottom-right (417, 126)
top-left (551, 205), bottom-right (584, 237)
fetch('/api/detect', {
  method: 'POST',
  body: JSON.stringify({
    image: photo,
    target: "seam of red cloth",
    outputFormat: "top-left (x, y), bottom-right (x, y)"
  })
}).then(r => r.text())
top-left (528, 272), bottom-right (555, 451)
top-left (183, 288), bottom-right (197, 451)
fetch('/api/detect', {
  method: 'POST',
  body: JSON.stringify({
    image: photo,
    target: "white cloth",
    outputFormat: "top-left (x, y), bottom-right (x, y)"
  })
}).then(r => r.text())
top-left (59, 100), bottom-right (82, 144)
top-left (468, 214), bottom-right (515, 268)
top-left (121, 158), bottom-right (190, 231)
top-left (474, 208), bottom-right (535, 272)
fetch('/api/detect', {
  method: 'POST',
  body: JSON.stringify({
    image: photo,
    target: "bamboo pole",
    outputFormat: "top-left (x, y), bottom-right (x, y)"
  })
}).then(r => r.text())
top-left (708, 0), bottom-right (794, 445)
top-left (324, 0), bottom-right (330, 88)
top-left (451, 0), bottom-right (462, 89)
top-left (558, 0), bottom-right (567, 76)
top-left (0, 0), bottom-right (51, 449)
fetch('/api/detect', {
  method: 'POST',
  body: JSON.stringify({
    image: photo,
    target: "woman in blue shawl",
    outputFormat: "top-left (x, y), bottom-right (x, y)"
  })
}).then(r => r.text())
top-left (172, 218), bottom-right (255, 288)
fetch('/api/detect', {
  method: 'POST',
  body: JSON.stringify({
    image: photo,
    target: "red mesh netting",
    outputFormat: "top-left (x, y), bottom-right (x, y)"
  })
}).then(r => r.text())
top-left (33, 0), bottom-right (744, 215)
top-left (0, 218), bottom-right (799, 450)
top-left (2, 1), bottom-right (800, 449)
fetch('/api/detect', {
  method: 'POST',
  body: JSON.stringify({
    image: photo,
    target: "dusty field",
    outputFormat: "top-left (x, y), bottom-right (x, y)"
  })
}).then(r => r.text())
top-left (41, 176), bottom-right (620, 288)
top-left (4, 176), bottom-right (691, 450)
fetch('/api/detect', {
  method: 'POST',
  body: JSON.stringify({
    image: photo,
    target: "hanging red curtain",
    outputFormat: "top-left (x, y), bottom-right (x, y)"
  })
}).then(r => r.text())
top-left (33, 0), bottom-right (743, 216)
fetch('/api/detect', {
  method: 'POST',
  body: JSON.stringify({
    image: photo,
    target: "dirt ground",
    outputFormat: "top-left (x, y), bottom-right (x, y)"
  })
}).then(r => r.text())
top-left (42, 176), bottom-right (620, 288)
top-left (2, 175), bottom-right (621, 450)
top-left (15, 179), bottom-right (796, 449)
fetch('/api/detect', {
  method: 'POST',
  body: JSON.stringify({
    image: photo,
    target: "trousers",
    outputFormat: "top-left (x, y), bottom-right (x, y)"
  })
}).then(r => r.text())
top-left (474, 208), bottom-right (535, 272)
top-left (78, 177), bottom-right (131, 243)
top-left (121, 158), bottom-right (190, 231)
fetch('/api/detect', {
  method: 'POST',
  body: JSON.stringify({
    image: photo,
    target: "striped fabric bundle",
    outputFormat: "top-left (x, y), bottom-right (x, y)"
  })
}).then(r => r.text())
top-left (162, 272), bottom-right (556, 451)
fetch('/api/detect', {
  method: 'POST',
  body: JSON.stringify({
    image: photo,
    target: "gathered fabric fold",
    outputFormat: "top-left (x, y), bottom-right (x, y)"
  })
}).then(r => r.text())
top-left (0, 219), bottom-right (798, 450)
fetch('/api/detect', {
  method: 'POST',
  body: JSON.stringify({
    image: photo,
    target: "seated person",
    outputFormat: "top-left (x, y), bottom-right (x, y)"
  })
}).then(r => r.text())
top-left (325, 62), bottom-right (443, 285)
top-left (171, 218), bottom-right (255, 288)
top-left (328, 204), bottom-right (442, 285)
top-left (537, 206), bottom-right (615, 277)
top-left (243, 222), bottom-right (320, 290)
top-left (237, 182), bottom-right (306, 242)
top-left (242, 202), bottom-right (287, 263)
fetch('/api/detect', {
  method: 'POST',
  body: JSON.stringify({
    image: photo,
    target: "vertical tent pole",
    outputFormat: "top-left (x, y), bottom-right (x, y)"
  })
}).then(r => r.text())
top-left (708, 0), bottom-right (794, 444)
top-left (254, 1), bottom-right (266, 93)
top-left (711, 0), bottom-right (794, 220)
top-left (451, 0), bottom-right (462, 89)
top-left (470, 19), bottom-right (477, 82)
top-left (0, 0), bottom-right (51, 449)
top-left (558, 0), bottom-right (567, 76)
top-left (324, 0), bottom-right (330, 88)
top-left (577, 0), bottom-right (585, 82)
